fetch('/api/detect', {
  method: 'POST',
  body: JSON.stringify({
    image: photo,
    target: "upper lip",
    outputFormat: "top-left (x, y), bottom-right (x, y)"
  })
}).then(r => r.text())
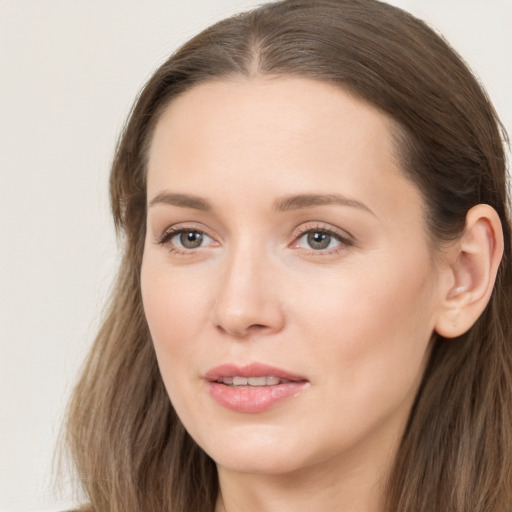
top-left (205, 362), bottom-right (307, 382)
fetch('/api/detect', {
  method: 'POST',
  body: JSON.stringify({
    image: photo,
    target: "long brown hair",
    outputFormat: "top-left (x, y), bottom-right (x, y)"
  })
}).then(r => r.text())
top-left (66, 1), bottom-right (512, 510)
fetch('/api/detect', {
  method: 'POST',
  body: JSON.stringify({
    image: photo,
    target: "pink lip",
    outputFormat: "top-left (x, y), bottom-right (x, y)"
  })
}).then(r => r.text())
top-left (205, 363), bottom-right (309, 414)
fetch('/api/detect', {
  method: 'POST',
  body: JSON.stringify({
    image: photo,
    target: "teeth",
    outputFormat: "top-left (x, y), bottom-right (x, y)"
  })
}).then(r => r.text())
top-left (248, 377), bottom-right (267, 386)
top-left (218, 376), bottom-right (288, 387)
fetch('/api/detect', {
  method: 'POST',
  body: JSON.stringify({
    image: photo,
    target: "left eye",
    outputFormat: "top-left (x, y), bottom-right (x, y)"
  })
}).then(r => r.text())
top-left (170, 229), bottom-right (213, 249)
top-left (296, 230), bottom-right (343, 251)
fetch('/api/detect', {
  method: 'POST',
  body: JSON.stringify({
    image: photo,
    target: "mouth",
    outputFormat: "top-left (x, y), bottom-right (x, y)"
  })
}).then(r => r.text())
top-left (205, 363), bottom-right (309, 413)
top-left (215, 376), bottom-right (293, 387)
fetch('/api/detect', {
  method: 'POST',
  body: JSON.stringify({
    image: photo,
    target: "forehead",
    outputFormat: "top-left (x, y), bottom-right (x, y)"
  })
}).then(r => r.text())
top-left (148, 77), bottom-right (398, 167)
top-left (146, 77), bottom-right (424, 225)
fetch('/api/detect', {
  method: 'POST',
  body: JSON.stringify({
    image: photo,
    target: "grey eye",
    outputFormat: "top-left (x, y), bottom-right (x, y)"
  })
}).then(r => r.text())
top-left (180, 230), bottom-right (204, 248)
top-left (170, 229), bottom-right (213, 249)
top-left (306, 231), bottom-right (332, 250)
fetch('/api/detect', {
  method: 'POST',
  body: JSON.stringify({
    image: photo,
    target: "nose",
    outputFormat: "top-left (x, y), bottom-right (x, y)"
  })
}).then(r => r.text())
top-left (212, 243), bottom-right (285, 338)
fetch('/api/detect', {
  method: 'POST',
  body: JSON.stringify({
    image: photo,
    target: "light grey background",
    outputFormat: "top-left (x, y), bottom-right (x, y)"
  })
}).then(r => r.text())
top-left (1, 1), bottom-right (510, 510)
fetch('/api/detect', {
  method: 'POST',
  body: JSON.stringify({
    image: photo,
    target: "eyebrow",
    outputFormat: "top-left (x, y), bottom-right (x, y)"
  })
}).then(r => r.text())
top-left (148, 191), bottom-right (374, 216)
top-left (148, 192), bottom-right (211, 211)
top-left (273, 193), bottom-right (375, 216)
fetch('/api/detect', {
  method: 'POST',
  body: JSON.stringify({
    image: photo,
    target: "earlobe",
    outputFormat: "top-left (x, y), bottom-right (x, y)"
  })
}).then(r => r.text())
top-left (435, 204), bottom-right (504, 338)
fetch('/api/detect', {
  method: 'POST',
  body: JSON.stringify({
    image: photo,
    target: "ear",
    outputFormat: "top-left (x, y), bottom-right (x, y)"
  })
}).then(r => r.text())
top-left (435, 204), bottom-right (504, 338)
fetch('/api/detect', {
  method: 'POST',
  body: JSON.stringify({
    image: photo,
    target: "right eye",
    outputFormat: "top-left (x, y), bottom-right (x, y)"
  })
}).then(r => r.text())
top-left (173, 229), bottom-right (209, 249)
top-left (158, 227), bottom-right (216, 252)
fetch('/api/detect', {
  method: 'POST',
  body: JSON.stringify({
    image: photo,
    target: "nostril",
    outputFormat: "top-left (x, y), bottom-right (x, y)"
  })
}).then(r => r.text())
top-left (215, 322), bottom-right (269, 338)
top-left (249, 324), bottom-right (267, 330)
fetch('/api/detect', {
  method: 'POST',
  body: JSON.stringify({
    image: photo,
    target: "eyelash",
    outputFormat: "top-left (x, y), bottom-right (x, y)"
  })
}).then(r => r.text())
top-left (292, 223), bottom-right (354, 256)
top-left (155, 223), bottom-right (354, 256)
top-left (156, 225), bottom-right (215, 255)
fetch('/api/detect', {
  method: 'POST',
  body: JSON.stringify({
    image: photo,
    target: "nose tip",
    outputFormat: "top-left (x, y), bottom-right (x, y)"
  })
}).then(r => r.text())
top-left (213, 301), bottom-right (284, 339)
top-left (211, 263), bottom-right (285, 339)
top-left (214, 304), bottom-right (273, 338)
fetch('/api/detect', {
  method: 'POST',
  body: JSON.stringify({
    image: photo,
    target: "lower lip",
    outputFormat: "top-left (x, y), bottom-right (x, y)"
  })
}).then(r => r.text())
top-left (207, 381), bottom-right (308, 413)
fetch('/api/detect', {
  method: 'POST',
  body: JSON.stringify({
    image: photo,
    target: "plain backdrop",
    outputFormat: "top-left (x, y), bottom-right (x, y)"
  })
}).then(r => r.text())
top-left (1, 1), bottom-right (511, 510)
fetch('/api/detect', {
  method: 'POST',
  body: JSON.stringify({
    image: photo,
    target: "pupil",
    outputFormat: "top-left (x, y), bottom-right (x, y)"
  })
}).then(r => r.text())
top-left (307, 231), bottom-right (330, 250)
top-left (180, 230), bottom-right (203, 248)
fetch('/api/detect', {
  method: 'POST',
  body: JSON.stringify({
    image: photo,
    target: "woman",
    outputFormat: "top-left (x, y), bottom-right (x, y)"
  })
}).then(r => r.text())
top-left (65, 0), bottom-right (512, 510)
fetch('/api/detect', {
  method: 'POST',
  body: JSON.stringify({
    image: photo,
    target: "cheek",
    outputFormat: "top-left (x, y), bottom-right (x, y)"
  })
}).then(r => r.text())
top-left (284, 258), bottom-right (437, 456)
top-left (294, 252), bottom-right (437, 388)
top-left (140, 262), bottom-right (213, 429)
top-left (140, 260), bottom-right (209, 377)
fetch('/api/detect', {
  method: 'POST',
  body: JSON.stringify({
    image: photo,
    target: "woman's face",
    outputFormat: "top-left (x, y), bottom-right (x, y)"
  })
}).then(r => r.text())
top-left (141, 78), bottom-right (446, 478)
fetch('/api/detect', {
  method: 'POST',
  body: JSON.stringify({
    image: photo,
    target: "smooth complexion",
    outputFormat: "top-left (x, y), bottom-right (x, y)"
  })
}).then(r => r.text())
top-left (141, 78), bottom-right (452, 512)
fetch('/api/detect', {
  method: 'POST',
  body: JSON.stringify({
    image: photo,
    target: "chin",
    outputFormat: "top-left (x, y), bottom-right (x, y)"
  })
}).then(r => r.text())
top-left (214, 450), bottom-right (305, 476)
top-left (196, 424), bottom-right (311, 475)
